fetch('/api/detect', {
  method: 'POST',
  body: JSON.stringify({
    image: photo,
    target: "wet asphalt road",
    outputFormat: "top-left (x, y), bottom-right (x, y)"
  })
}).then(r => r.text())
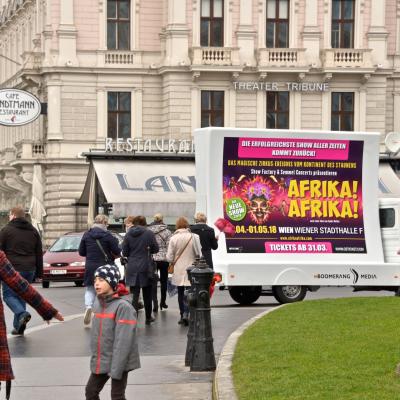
top-left (2, 284), bottom-right (394, 400)
top-left (5, 283), bottom-right (393, 358)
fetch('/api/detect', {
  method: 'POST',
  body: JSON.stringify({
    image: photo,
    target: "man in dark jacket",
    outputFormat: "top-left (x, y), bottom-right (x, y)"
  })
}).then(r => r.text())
top-left (122, 216), bottom-right (159, 325)
top-left (0, 206), bottom-right (44, 335)
top-left (78, 214), bottom-right (120, 325)
top-left (191, 212), bottom-right (218, 268)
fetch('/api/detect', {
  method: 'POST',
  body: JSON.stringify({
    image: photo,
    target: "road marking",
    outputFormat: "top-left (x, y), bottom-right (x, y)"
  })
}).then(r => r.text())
top-left (7, 313), bottom-right (84, 339)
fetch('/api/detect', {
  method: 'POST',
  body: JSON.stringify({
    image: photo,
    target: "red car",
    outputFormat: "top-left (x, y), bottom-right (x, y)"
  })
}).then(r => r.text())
top-left (42, 232), bottom-right (86, 288)
top-left (42, 231), bottom-right (124, 288)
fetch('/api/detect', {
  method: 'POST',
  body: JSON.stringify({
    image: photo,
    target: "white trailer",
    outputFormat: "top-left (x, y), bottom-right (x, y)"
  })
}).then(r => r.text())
top-left (194, 127), bottom-right (400, 304)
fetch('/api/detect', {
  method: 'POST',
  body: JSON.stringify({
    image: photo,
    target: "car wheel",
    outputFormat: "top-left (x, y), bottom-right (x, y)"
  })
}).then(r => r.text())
top-left (74, 281), bottom-right (84, 287)
top-left (42, 281), bottom-right (50, 288)
top-left (272, 285), bottom-right (307, 304)
top-left (228, 286), bottom-right (262, 305)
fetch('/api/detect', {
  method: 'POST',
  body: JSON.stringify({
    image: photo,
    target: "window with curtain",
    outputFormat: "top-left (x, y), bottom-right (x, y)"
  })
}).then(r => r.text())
top-left (201, 91), bottom-right (224, 127)
top-left (331, 92), bottom-right (354, 131)
top-left (200, 0), bottom-right (224, 47)
top-left (107, 92), bottom-right (131, 139)
top-left (266, 0), bottom-right (289, 48)
top-left (107, 0), bottom-right (130, 50)
top-left (267, 92), bottom-right (289, 129)
top-left (331, 0), bottom-right (355, 48)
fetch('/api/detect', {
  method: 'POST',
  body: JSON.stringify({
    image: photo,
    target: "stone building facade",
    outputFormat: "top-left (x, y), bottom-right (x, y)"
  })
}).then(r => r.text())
top-left (0, 0), bottom-right (399, 244)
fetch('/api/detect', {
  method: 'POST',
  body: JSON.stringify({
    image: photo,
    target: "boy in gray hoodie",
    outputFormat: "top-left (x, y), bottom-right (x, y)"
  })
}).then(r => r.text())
top-left (85, 264), bottom-right (140, 400)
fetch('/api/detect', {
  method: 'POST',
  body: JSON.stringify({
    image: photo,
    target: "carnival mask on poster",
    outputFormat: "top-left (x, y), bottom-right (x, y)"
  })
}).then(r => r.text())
top-left (243, 177), bottom-right (274, 224)
top-left (248, 197), bottom-right (271, 224)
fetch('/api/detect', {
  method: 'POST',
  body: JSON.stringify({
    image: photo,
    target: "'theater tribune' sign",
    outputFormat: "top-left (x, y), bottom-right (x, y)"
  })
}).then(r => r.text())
top-left (0, 89), bottom-right (41, 126)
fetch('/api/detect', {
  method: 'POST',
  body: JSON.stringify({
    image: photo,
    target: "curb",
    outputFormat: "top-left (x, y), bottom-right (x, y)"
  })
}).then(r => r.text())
top-left (212, 305), bottom-right (284, 400)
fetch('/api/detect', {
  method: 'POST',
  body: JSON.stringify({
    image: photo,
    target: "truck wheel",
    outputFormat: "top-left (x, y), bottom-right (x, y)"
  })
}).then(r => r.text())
top-left (272, 285), bottom-right (307, 304)
top-left (229, 286), bottom-right (262, 305)
top-left (42, 281), bottom-right (50, 288)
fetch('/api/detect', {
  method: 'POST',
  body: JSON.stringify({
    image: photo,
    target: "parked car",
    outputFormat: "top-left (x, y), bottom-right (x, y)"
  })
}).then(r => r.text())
top-left (42, 231), bottom-right (124, 288)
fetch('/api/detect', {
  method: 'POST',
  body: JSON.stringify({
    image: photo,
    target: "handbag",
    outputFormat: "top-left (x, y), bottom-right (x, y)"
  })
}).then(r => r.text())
top-left (168, 236), bottom-right (192, 274)
top-left (95, 239), bottom-right (113, 264)
top-left (167, 277), bottom-right (178, 297)
top-left (147, 247), bottom-right (158, 281)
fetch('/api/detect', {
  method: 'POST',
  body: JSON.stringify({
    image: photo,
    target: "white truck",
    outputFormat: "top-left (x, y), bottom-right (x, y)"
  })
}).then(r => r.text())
top-left (194, 127), bottom-right (400, 304)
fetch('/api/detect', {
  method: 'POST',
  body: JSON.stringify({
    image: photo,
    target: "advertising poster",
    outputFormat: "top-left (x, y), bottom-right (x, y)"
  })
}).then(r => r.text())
top-left (222, 137), bottom-right (365, 254)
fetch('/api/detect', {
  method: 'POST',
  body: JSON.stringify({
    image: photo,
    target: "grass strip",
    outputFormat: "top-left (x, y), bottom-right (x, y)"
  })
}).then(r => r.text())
top-left (232, 297), bottom-right (400, 400)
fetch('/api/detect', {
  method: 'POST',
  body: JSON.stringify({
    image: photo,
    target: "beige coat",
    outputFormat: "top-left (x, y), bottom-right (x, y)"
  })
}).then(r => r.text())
top-left (166, 228), bottom-right (202, 286)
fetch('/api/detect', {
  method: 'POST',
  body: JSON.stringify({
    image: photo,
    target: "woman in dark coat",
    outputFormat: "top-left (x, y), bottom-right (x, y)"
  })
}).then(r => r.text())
top-left (190, 212), bottom-right (218, 268)
top-left (122, 216), bottom-right (159, 325)
top-left (78, 214), bottom-right (120, 325)
top-left (0, 250), bottom-right (63, 399)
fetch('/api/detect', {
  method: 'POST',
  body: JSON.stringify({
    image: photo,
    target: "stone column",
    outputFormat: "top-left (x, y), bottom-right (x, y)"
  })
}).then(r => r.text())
top-left (97, 89), bottom-right (107, 140)
top-left (224, 0), bottom-right (232, 47)
top-left (191, 86), bottom-right (200, 134)
top-left (236, 0), bottom-right (256, 66)
top-left (394, 92), bottom-right (400, 133)
top-left (47, 80), bottom-right (62, 140)
top-left (256, 90), bottom-right (265, 128)
top-left (164, 0), bottom-right (190, 65)
top-left (132, 89), bottom-right (143, 137)
top-left (302, 0), bottom-right (321, 67)
top-left (57, 0), bottom-right (78, 66)
top-left (358, 86), bottom-right (367, 131)
top-left (367, 0), bottom-right (388, 67)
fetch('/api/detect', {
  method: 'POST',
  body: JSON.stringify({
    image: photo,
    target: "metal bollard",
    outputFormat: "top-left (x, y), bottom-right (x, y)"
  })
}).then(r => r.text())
top-left (188, 257), bottom-right (216, 371)
top-left (185, 257), bottom-right (200, 366)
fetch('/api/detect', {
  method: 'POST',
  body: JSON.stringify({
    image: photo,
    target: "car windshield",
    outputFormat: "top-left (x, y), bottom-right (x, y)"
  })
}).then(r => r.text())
top-left (49, 235), bottom-right (82, 252)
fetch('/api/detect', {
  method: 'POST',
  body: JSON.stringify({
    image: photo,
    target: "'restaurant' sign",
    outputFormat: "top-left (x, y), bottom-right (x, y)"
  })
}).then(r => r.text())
top-left (0, 89), bottom-right (41, 126)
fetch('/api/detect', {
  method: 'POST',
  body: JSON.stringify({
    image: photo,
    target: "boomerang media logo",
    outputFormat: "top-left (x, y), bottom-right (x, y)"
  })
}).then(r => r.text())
top-left (350, 268), bottom-right (359, 284)
top-left (313, 269), bottom-right (377, 283)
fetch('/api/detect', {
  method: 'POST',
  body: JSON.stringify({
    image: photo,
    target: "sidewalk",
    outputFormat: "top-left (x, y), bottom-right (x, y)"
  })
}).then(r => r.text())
top-left (7, 298), bottom-right (270, 400)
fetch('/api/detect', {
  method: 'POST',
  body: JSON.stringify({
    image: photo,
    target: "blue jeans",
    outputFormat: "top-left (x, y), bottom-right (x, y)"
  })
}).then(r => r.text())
top-left (85, 286), bottom-right (96, 309)
top-left (2, 270), bottom-right (35, 330)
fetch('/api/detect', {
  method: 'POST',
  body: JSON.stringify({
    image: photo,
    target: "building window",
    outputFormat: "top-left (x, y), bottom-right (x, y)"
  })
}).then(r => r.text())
top-left (331, 0), bottom-right (355, 48)
top-left (200, 0), bottom-right (224, 47)
top-left (331, 92), bottom-right (354, 131)
top-left (107, 0), bottom-right (130, 50)
top-left (201, 91), bottom-right (224, 127)
top-left (267, 92), bottom-right (289, 129)
top-left (266, 0), bottom-right (289, 48)
top-left (108, 92), bottom-right (131, 139)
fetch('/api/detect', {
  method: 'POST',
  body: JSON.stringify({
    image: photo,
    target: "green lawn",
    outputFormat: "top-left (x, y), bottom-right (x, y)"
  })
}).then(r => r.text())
top-left (232, 297), bottom-right (400, 400)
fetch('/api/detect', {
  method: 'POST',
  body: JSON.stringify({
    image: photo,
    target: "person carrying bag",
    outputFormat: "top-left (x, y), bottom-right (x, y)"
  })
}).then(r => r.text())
top-left (166, 217), bottom-right (201, 326)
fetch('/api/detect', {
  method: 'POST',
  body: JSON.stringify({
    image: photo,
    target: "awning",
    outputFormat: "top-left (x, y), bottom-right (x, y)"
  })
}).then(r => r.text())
top-left (378, 163), bottom-right (400, 195)
top-left (80, 159), bottom-right (196, 218)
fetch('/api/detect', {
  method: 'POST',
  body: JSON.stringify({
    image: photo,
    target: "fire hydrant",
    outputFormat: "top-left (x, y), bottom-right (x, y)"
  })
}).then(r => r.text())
top-left (187, 257), bottom-right (216, 371)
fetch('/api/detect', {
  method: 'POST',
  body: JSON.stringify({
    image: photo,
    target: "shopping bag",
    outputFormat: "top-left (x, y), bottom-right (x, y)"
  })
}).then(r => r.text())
top-left (167, 277), bottom-right (178, 297)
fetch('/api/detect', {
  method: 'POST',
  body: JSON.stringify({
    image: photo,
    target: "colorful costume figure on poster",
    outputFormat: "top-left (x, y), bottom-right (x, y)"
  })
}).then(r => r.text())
top-left (242, 177), bottom-right (274, 224)
top-left (242, 176), bottom-right (288, 224)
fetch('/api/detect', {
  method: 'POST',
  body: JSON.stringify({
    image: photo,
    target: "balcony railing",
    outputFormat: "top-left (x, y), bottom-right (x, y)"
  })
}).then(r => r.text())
top-left (105, 51), bottom-right (136, 65)
top-left (14, 141), bottom-right (46, 160)
top-left (321, 49), bottom-right (373, 69)
top-left (21, 51), bottom-right (43, 70)
top-left (257, 48), bottom-right (306, 67)
top-left (190, 47), bottom-right (240, 66)
top-left (98, 50), bottom-right (142, 67)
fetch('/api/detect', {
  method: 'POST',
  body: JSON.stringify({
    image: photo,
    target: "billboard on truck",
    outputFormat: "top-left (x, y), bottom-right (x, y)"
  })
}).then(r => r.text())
top-left (222, 137), bottom-right (365, 255)
top-left (195, 128), bottom-right (394, 288)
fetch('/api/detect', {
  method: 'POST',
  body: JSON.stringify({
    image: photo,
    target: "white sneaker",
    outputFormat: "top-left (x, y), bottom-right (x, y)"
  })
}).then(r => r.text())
top-left (84, 308), bottom-right (92, 325)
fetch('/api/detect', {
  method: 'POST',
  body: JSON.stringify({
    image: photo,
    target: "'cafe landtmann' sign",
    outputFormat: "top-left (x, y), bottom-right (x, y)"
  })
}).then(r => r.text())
top-left (0, 89), bottom-right (41, 126)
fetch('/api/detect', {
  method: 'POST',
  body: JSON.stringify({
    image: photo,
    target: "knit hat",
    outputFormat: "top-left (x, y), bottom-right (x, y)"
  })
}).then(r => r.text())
top-left (94, 264), bottom-right (121, 290)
